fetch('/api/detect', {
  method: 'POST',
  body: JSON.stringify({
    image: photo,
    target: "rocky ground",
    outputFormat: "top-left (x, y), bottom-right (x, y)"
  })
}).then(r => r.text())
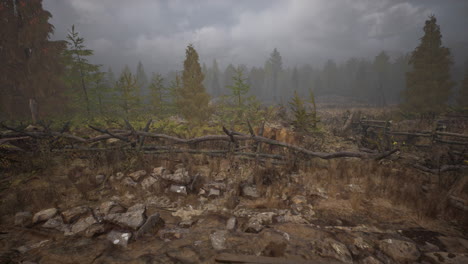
top-left (0, 155), bottom-right (467, 264)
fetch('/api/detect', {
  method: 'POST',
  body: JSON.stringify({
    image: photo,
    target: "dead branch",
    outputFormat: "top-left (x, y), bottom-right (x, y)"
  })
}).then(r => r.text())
top-left (412, 164), bottom-right (468, 174)
top-left (88, 125), bottom-right (130, 142)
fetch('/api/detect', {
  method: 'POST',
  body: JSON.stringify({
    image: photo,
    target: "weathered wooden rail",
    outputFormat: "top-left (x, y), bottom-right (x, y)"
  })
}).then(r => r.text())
top-left (0, 121), bottom-right (398, 163)
top-left (356, 118), bottom-right (468, 146)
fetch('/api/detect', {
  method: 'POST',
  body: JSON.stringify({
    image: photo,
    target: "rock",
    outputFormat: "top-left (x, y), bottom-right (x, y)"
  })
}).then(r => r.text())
top-left (245, 221), bottom-right (263, 233)
top-left (135, 213), bottom-right (162, 239)
top-left (152, 167), bottom-right (166, 177)
top-left (226, 217), bottom-right (237, 231)
top-left (67, 216), bottom-right (97, 235)
top-left (159, 228), bottom-right (189, 240)
top-left (42, 216), bottom-right (69, 232)
top-left (422, 252), bottom-right (468, 264)
top-left (169, 185), bottom-right (187, 195)
top-left (16, 240), bottom-right (50, 254)
top-left (163, 168), bottom-right (191, 184)
top-left (203, 182), bottom-right (227, 191)
top-left (84, 224), bottom-right (107, 238)
top-left (282, 212), bottom-right (309, 224)
top-left (420, 242), bottom-right (440, 252)
top-left (438, 236), bottom-right (468, 253)
top-left (312, 238), bottom-right (353, 264)
top-left (311, 187), bottom-right (328, 199)
top-left (127, 203), bottom-right (145, 212)
top-left (98, 201), bottom-right (125, 216)
top-left (378, 239), bottom-right (420, 263)
top-left (128, 170), bottom-right (147, 181)
top-left (104, 208), bottom-right (146, 230)
top-left (61, 206), bottom-right (89, 224)
top-left (360, 256), bottom-right (382, 264)
top-left (179, 220), bottom-right (195, 228)
top-left (32, 208), bottom-right (58, 224)
top-left (172, 206), bottom-right (203, 222)
top-left (166, 247), bottom-right (200, 264)
top-left (250, 212), bottom-right (276, 225)
top-left (122, 177), bottom-right (137, 187)
top-left (95, 175), bottom-right (105, 185)
top-left (208, 188), bottom-right (221, 197)
top-left (141, 176), bottom-right (158, 190)
top-left (115, 172), bottom-right (125, 180)
top-left (241, 185), bottom-right (260, 199)
top-left (107, 231), bottom-right (132, 247)
top-left (290, 195), bottom-right (307, 205)
top-left (210, 230), bottom-right (227, 250)
top-left (14, 212), bottom-right (32, 227)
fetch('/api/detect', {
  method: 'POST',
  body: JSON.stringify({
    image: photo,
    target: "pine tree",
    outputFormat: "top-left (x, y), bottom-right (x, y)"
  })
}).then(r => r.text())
top-left (116, 66), bottom-right (140, 118)
top-left (373, 51), bottom-right (390, 106)
top-left (211, 59), bottom-right (221, 97)
top-left (89, 71), bottom-right (108, 116)
top-left (227, 67), bottom-right (250, 107)
top-left (0, 0), bottom-right (66, 119)
top-left (265, 48), bottom-right (283, 102)
top-left (136, 61), bottom-right (148, 100)
top-left (223, 64), bottom-right (236, 96)
top-left (402, 15), bottom-right (454, 114)
top-left (63, 25), bottom-right (100, 116)
top-left (458, 60), bottom-right (468, 108)
top-left (176, 44), bottom-right (211, 123)
top-left (148, 72), bottom-right (169, 115)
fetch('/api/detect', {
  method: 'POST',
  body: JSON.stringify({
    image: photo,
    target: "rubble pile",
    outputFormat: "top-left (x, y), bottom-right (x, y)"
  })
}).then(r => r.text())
top-left (2, 164), bottom-right (467, 264)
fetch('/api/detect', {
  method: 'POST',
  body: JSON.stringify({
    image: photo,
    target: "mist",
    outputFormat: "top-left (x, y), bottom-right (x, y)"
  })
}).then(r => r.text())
top-left (43, 0), bottom-right (468, 74)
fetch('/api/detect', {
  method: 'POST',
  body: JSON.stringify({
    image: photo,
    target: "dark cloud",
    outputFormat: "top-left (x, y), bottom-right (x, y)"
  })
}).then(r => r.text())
top-left (43, 0), bottom-right (468, 74)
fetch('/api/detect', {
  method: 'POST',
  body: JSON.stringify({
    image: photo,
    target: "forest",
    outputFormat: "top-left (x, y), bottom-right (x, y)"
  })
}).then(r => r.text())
top-left (1, 1), bottom-right (468, 264)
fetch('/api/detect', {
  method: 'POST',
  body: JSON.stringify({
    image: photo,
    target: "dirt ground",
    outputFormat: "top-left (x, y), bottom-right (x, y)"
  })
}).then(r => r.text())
top-left (0, 109), bottom-right (467, 264)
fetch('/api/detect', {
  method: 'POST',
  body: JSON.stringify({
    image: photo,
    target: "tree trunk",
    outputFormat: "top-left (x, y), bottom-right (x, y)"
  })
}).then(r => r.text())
top-left (29, 98), bottom-right (38, 124)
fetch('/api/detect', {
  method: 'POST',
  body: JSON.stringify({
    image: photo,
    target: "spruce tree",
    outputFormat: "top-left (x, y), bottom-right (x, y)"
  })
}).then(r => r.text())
top-left (227, 67), bottom-right (250, 107)
top-left (0, 0), bottom-right (66, 119)
top-left (402, 15), bottom-right (454, 114)
top-left (211, 59), bottom-right (221, 97)
top-left (458, 60), bottom-right (468, 108)
top-left (63, 25), bottom-right (100, 116)
top-left (148, 72), bottom-right (168, 115)
top-left (136, 61), bottom-right (148, 100)
top-left (116, 66), bottom-right (140, 118)
top-left (266, 48), bottom-right (283, 102)
top-left (176, 44), bottom-right (211, 123)
top-left (373, 51), bottom-right (390, 106)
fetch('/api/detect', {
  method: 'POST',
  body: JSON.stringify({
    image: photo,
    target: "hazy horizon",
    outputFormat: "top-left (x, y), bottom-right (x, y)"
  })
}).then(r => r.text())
top-left (43, 0), bottom-right (468, 74)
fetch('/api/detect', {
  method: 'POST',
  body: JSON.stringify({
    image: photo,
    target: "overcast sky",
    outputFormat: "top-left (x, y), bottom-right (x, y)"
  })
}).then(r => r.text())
top-left (43, 0), bottom-right (468, 74)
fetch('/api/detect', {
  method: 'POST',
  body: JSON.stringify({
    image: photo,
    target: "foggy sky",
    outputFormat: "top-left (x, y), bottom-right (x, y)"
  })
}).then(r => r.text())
top-left (43, 0), bottom-right (468, 74)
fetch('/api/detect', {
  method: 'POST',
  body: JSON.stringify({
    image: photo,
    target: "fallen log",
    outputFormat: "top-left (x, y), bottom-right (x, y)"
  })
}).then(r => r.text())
top-left (215, 253), bottom-right (340, 264)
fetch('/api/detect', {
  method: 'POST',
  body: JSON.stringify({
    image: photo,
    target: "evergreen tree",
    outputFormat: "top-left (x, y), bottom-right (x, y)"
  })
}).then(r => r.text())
top-left (373, 51), bottom-right (390, 106)
top-left (89, 71), bottom-right (108, 116)
top-left (227, 67), bottom-right (250, 107)
top-left (223, 64), bottom-right (236, 96)
top-left (63, 25), bottom-right (100, 116)
top-left (322, 59), bottom-right (337, 95)
top-left (211, 59), bottom-right (221, 97)
top-left (176, 44), bottom-right (211, 123)
top-left (291, 67), bottom-right (299, 92)
top-left (148, 72), bottom-right (169, 115)
top-left (458, 60), bottom-right (468, 108)
top-left (0, 0), bottom-right (66, 119)
top-left (136, 61), bottom-right (148, 99)
top-left (266, 48), bottom-right (283, 102)
top-left (402, 15), bottom-right (454, 113)
top-left (116, 66), bottom-right (140, 118)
